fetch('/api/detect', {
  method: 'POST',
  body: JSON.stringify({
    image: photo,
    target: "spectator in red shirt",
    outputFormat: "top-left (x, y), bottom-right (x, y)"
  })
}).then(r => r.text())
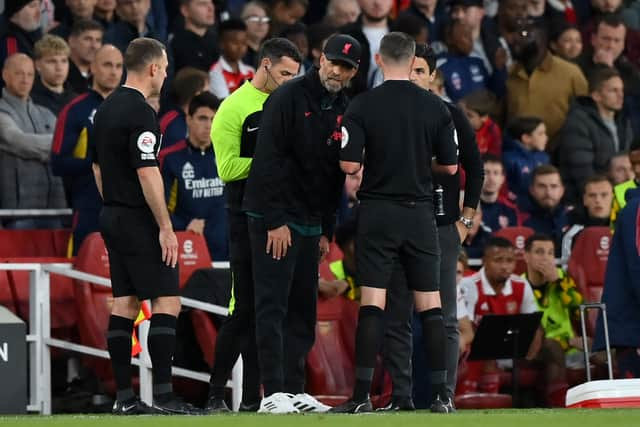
top-left (209, 18), bottom-right (255, 99)
top-left (459, 89), bottom-right (502, 157)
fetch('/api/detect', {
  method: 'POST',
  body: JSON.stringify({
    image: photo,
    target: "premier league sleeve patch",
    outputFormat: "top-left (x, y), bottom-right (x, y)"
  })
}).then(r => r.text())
top-left (137, 131), bottom-right (157, 160)
top-left (341, 126), bottom-right (349, 149)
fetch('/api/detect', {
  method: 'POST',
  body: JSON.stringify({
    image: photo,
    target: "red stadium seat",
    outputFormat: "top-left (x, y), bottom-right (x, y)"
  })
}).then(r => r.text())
top-left (455, 392), bottom-right (512, 409)
top-left (0, 229), bottom-right (71, 257)
top-left (175, 232), bottom-right (212, 288)
top-left (305, 296), bottom-right (390, 407)
top-left (72, 233), bottom-right (114, 386)
top-left (0, 270), bottom-right (17, 314)
top-left (0, 257), bottom-right (76, 331)
top-left (493, 227), bottom-right (535, 274)
top-left (567, 227), bottom-right (612, 335)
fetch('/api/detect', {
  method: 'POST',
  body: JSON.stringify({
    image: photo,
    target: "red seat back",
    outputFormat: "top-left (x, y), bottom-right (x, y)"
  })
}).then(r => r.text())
top-left (0, 258), bottom-right (75, 331)
top-left (567, 227), bottom-right (611, 335)
top-left (306, 297), bottom-right (358, 403)
top-left (0, 270), bottom-right (17, 314)
top-left (72, 233), bottom-right (112, 374)
top-left (176, 232), bottom-right (212, 288)
top-left (493, 226), bottom-right (535, 274)
top-left (567, 227), bottom-right (611, 303)
top-left (0, 229), bottom-right (71, 257)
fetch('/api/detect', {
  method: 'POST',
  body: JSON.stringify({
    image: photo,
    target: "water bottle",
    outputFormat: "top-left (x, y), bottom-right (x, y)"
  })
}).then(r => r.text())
top-left (435, 185), bottom-right (445, 216)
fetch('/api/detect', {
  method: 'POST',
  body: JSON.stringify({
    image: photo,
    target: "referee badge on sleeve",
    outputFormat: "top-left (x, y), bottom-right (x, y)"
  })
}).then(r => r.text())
top-left (137, 131), bottom-right (157, 160)
top-left (341, 126), bottom-right (349, 149)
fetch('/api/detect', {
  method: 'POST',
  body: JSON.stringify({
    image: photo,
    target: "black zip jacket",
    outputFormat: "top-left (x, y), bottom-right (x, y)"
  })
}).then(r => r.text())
top-left (434, 101), bottom-right (484, 226)
top-left (242, 67), bottom-right (347, 239)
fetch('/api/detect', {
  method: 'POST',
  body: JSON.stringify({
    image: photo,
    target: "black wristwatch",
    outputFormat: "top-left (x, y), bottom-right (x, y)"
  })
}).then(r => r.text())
top-left (458, 216), bottom-right (474, 229)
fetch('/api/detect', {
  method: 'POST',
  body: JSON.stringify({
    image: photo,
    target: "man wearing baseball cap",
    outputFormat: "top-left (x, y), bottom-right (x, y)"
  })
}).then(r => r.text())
top-left (242, 33), bottom-right (360, 414)
top-left (0, 0), bottom-right (43, 71)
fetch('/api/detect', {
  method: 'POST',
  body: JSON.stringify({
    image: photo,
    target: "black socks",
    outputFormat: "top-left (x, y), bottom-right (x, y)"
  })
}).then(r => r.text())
top-left (107, 315), bottom-right (135, 402)
top-left (420, 307), bottom-right (447, 401)
top-left (148, 313), bottom-right (177, 401)
top-left (353, 305), bottom-right (385, 401)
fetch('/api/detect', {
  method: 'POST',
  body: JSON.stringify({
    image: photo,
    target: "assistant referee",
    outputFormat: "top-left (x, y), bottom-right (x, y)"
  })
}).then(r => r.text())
top-left (92, 37), bottom-right (198, 415)
top-left (331, 32), bottom-right (458, 414)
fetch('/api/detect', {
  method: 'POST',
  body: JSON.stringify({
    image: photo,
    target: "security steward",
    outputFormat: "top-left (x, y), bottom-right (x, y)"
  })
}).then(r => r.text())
top-left (205, 37), bottom-right (302, 413)
top-left (331, 32), bottom-right (459, 414)
top-left (242, 34), bottom-right (361, 414)
top-left (381, 42), bottom-right (484, 410)
top-left (91, 38), bottom-right (198, 415)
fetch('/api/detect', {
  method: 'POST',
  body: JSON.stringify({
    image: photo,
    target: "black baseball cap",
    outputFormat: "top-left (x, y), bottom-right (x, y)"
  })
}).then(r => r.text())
top-left (449, 0), bottom-right (484, 8)
top-left (323, 34), bottom-right (362, 69)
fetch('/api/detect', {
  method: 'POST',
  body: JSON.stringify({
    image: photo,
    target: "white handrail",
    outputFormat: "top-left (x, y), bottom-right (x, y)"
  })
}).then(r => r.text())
top-left (0, 262), bottom-right (241, 414)
top-left (0, 209), bottom-right (73, 218)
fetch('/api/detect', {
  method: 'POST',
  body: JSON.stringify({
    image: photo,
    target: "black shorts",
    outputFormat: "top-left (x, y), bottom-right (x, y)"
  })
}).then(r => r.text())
top-left (356, 200), bottom-right (440, 292)
top-left (99, 206), bottom-right (179, 300)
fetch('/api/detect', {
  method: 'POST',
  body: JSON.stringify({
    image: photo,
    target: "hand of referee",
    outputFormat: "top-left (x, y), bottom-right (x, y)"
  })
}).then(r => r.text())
top-left (159, 228), bottom-right (179, 268)
top-left (267, 225), bottom-right (292, 260)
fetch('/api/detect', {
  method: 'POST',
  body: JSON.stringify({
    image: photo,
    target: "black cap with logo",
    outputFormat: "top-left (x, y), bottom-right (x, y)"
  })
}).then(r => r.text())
top-left (323, 34), bottom-right (362, 69)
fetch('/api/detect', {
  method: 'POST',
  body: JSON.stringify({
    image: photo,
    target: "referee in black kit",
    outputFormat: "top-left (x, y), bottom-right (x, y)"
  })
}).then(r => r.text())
top-left (331, 32), bottom-right (458, 414)
top-left (242, 34), bottom-right (360, 414)
top-left (92, 38), bottom-right (199, 415)
top-left (380, 43), bottom-right (484, 411)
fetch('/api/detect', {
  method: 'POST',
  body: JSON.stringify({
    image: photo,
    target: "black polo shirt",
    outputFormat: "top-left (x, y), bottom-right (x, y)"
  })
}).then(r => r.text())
top-left (340, 80), bottom-right (458, 203)
top-left (92, 86), bottom-right (162, 208)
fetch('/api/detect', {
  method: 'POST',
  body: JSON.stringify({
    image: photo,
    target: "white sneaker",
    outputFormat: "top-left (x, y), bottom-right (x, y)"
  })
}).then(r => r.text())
top-left (258, 392), bottom-right (300, 414)
top-left (291, 393), bottom-right (332, 413)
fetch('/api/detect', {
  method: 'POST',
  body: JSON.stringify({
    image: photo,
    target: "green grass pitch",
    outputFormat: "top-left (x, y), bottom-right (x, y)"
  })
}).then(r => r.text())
top-left (2, 409), bottom-right (640, 427)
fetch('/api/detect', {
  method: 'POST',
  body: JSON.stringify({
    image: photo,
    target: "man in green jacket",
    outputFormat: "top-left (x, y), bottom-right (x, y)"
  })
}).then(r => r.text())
top-left (206, 38), bottom-right (302, 413)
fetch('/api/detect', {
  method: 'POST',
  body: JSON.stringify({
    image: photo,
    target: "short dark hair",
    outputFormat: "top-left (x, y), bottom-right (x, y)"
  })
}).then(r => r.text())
top-left (188, 92), bottom-right (221, 116)
top-left (307, 23), bottom-right (336, 51)
top-left (588, 65), bottom-right (621, 93)
top-left (483, 236), bottom-right (514, 255)
top-left (170, 67), bottom-right (208, 107)
top-left (550, 19), bottom-right (579, 43)
top-left (583, 174), bottom-right (612, 193)
top-left (507, 116), bottom-right (544, 141)
top-left (460, 89), bottom-right (495, 116)
top-left (257, 37), bottom-right (303, 65)
top-left (391, 13), bottom-right (427, 40)
top-left (69, 19), bottom-right (104, 38)
top-left (278, 22), bottom-right (307, 38)
top-left (482, 153), bottom-right (503, 169)
top-left (335, 219), bottom-right (356, 249)
top-left (596, 13), bottom-right (626, 33)
top-left (414, 43), bottom-right (437, 74)
top-left (124, 37), bottom-right (166, 73)
top-left (273, 0), bottom-right (309, 9)
top-left (219, 18), bottom-right (248, 37)
top-left (379, 32), bottom-right (416, 63)
top-left (524, 233), bottom-right (554, 251)
top-left (531, 164), bottom-right (561, 183)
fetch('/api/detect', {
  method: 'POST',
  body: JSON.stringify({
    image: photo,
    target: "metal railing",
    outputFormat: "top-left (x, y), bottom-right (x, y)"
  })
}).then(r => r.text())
top-left (0, 209), bottom-right (73, 218)
top-left (0, 262), bottom-right (241, 415)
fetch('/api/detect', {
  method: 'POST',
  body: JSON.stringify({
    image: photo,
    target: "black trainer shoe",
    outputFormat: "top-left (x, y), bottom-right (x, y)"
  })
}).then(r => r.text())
top-left (430, 395), bottom-right (455, 414)
top-left (328, 398), bottom-right (373, 414)
top-left (376, 396), bottom-right (415, 411)
top-left (239, 401), bottom-right (260, 412)
top-left (153, 395), bottom-right (203, 415)
top-left (204, 396), bottom-right (230, 414)
top-left (112, 398), bottom-right (157, 415)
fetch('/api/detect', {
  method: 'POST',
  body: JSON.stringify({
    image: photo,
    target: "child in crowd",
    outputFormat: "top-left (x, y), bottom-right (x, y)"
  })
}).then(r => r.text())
top-left (209, 18), bottom-right (255, 99)
top-left (459, 89), bottom-right (502, 157)
top-left (436, 20), bottom-right (506, 103)
top-left (503, 116), bottom-right (551, 202)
